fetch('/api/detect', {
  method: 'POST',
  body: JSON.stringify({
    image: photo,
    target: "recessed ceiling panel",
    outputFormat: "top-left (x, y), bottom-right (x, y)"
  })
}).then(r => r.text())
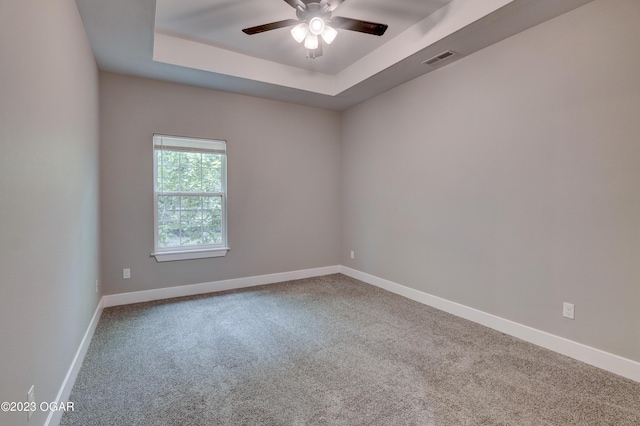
top-left (155, 0), bottom-right (454, 74)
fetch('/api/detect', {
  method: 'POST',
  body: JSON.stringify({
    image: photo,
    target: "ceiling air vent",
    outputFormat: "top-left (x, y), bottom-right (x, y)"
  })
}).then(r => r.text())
top-left (422, 50), bottom-right (457, 66)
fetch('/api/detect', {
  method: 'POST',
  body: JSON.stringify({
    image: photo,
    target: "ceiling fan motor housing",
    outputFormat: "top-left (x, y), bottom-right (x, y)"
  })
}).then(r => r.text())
top-left (296, 2), bottom-right (331, 23)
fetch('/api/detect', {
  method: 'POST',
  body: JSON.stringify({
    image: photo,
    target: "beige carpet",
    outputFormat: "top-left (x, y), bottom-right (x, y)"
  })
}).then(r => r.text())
top-left (61, 274), bottom-right (640, 425)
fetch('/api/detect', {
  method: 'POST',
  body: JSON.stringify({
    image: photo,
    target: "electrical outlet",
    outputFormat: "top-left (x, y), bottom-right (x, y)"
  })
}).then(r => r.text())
top-left (123, 268), bottom-right (131, 279)
top-left (27, 385), bottom-right (35, 421)
top-left (350, 251), bottom-right (355, 259)
top-left (563, 302), bottom-right (575, 320)
top-left (95, 280), bottom-right (99, 293)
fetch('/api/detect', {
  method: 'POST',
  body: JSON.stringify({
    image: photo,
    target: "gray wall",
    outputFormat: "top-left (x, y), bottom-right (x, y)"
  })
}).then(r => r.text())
top-left (341, 0), bottom-right (640, 362)
top-left (99, 73), bottom-right (341, 295)
top-left (0, 0), bottom-right (101, 425)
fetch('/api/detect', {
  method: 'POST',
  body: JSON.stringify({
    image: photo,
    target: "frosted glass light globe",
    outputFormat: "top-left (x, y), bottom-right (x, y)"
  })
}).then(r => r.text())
top-left (291, 23), bottom-right (309, 43)
top-left (321, 25), bottom-right (337, 44)
top-left (308, 17), bottom-right (325, 35)
top-left (304, 33), bottom-right (319, 50)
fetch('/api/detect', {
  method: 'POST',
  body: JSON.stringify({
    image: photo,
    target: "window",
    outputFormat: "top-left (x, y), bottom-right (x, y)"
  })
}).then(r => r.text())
top-left (152, 134), bottom-right (228, 262)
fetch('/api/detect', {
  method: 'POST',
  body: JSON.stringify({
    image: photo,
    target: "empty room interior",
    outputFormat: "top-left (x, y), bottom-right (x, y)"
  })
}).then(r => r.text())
top-left (2, 0), bottom-right (640, 424)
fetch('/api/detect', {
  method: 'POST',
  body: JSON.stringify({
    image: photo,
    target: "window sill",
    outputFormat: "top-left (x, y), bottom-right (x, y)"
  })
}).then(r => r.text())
top-left (151, 247), bottom-right (230, 262)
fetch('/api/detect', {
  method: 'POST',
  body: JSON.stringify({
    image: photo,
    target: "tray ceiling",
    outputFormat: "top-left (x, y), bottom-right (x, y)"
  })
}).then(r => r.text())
top-left (76, 0), bottom-right (594, 110)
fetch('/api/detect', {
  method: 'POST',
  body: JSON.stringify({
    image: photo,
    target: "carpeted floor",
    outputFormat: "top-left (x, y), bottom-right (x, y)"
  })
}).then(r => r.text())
top-left (61, 274), bottom-right (640, 425)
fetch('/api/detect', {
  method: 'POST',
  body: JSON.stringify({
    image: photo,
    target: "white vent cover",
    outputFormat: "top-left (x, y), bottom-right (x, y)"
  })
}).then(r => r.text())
top-left (422, 50), bottom-right (457, 66)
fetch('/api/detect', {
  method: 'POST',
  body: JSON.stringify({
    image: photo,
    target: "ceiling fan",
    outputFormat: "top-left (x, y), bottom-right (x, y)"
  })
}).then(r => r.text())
top-left (242, 0), bottom-right (388, 59)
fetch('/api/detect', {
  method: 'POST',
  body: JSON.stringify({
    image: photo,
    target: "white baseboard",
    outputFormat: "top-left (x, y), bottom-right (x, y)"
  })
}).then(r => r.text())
top-left (45, 299), bottom-right (103, 426)
top-left (340, 266), bottom-right (640, 383)
top-left (103, 265), bottom-right (341, 308)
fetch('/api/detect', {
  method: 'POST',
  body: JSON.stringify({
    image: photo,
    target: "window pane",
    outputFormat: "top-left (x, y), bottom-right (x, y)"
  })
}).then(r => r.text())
top-left (202, 153), bottom-right (223, 193)
top-left (180, 212), bottom-right (202, 246)
top-left (181, 195), bottom-right (201, 211)
top-left (158, 195), bottom-right (180, 222)
top-left (179, 196), bottom-right (202, 246)
top-left (159, 221), bottom-right (181, 248)
top-left (202, 196), bottom-right (223, 244)
top-left (180, 152), bottom-right (202, 192)
top-left (160, 166), bottom-right (180, 192)
top-left (161, 150), bottom-right (180, 168)
top-left (158, 195), bottom-right (181, 248)
top-left (157, 150), bottom-right (180, 192)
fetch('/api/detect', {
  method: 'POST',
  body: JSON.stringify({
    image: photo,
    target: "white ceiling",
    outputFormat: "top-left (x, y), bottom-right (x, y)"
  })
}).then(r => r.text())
top-left (75, 0), bottom-right (594, 110)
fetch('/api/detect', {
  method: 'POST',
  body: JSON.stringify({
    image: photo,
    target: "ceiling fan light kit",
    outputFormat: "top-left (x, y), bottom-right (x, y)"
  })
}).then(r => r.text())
top-left (242, 0), bottom-right (388, 59)
top-left (292, 18), bottom-right (337, 52)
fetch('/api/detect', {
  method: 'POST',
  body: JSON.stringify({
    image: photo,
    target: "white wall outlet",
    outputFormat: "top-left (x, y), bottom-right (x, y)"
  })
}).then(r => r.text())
top-left (350, 251), bottom-right (355, 259)
top-left (27, 385), bottom-right (35, 421)
top-left (95, 280), bottom-right (99, 293)
top-left (123, 268), bottom-right (131, 279)
top-left (563, 302), bottom-right (575, 319)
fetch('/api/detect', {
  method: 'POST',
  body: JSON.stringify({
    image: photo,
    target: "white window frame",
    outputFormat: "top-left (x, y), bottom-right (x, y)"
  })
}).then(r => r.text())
top-left (151, 134), bottom-right (229, 262)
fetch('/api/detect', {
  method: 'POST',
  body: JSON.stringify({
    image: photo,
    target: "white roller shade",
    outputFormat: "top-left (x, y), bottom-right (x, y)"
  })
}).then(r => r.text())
top-left (153, 134), bottom-right (226, 154)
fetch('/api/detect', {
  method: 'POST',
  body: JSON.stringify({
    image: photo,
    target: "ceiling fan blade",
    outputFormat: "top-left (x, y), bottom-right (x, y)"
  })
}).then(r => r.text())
top-left (283, 0), bottom-right (305, 9)
top-left (242, 19), bottom-right (300, 35)
top-left (330, 16), bottom-right (388, 36)
top-left (321, 0), bottom-right (345, 12)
